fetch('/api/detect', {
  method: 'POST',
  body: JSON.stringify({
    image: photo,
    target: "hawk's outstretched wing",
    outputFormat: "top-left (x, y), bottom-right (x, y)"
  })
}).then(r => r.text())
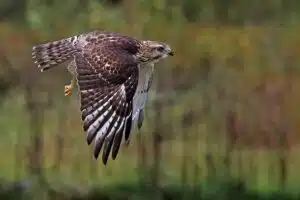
top-left (75, 45), bottom-right (139, 165)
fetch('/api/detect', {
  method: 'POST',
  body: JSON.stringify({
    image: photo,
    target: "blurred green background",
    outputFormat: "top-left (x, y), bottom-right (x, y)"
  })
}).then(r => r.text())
top-left (0, 0), bottom-right (300, 199)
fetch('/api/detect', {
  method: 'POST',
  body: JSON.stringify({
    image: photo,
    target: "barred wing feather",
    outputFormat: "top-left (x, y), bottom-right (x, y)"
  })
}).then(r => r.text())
top-left (74, 47), bottom-right (138, 165)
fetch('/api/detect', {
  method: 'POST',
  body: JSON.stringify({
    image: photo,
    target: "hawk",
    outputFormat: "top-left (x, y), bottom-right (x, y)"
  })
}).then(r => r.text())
top-left (31, 30), bottom-right (173, 165)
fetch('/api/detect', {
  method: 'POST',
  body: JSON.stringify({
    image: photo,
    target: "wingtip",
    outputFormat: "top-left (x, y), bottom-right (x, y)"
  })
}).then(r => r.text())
top-left (102, 153), bottom-right (109, 165)
top-left (86, 134), bottom-right (94, 145)
top-left (102, 159), bottom-right (108, 165)
top-left (93, 150), bottom-right (100, 160)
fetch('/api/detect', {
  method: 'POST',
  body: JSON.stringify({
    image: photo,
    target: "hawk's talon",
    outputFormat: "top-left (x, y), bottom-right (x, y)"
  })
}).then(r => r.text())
top-left (64, 78), bottom-right (75, 96)
top-left (65, 77), bottom-right (75, 96)
top-left (64, 84), bottom-right (72, 96)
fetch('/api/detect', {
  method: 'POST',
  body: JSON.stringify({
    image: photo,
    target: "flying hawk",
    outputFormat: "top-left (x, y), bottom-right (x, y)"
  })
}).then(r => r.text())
top-left (31, 30), bottom-right (173, 165)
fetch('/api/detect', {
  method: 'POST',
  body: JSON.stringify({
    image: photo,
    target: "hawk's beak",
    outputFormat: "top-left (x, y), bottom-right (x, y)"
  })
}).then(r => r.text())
top-left (168, 51), bottom-right (174, 56)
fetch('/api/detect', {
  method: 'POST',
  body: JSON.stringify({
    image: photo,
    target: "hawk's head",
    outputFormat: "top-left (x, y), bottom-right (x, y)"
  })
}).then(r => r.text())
top-left (136, 40), bottom-right (174, 63)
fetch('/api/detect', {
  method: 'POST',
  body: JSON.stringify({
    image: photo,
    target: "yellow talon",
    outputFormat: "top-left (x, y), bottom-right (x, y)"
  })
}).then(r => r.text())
top-left (64, 78), bottom-right (75, 96)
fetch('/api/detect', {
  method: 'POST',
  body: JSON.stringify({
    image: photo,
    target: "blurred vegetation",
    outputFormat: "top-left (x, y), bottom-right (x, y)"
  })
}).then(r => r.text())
top-left (1, 0), bottom-right (300, 199)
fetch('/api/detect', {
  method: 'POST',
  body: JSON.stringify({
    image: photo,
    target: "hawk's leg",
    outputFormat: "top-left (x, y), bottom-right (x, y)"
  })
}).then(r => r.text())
top-left (64, 77), bottom-right (75, 96)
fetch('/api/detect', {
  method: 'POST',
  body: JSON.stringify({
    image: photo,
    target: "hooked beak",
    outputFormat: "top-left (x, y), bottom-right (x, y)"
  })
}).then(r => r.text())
top-left (168, 51), bottom-right (174, 56)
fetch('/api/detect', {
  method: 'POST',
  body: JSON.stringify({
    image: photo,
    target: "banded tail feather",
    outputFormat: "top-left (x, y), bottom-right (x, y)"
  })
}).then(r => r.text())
top-left (32, 36), bottom-right (78, 72)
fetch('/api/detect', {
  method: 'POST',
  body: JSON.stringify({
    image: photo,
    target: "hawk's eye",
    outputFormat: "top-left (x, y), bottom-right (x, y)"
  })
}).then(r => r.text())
top-left (157, 46), bottom-right (164, 52)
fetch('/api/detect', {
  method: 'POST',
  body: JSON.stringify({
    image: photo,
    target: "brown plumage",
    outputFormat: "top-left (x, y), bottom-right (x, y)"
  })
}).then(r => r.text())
top-left (32, 30), bottom-right (173, 165)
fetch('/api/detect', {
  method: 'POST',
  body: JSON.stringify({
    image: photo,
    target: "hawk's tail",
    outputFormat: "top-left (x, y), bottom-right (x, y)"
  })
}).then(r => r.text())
top-left (32, 36), bottom-right (77, 72)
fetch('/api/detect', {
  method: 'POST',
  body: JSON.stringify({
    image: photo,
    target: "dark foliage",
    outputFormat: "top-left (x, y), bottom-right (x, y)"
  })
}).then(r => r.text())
top-left (0, 179), bottom-right (298, 200)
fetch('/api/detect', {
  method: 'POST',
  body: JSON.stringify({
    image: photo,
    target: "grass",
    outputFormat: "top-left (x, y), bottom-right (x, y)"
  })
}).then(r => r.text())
top-left (0, 178), bottom-right (299, 200)
top-left (0, 91), bottom-right (300, 196)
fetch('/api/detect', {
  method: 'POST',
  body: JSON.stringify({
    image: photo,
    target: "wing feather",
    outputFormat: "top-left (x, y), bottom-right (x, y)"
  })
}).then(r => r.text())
top-left (132, 63), bottom-right (154, 130)
top-left (74, 43), bottom-right (138, 165)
